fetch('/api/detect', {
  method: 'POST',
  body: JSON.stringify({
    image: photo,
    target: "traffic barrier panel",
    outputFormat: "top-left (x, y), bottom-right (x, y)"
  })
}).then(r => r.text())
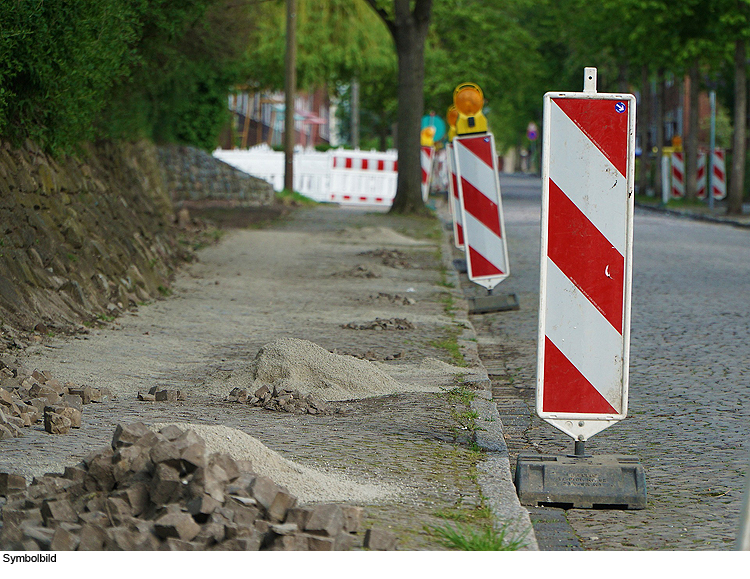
top-left (329, 149), bottom-right (398, 206)
top-left (446, 143), bottom-right (464, 249)
top-left (671, 151), bottom-right (685, 198)
top-left (454, 132), bottom-right (510, 290)
top-left (420, 146), bottom-right (435, 202)
top-left (712, 148), bottom-right (727, 200)
top-left (539, 89), bottom-right (636, 441)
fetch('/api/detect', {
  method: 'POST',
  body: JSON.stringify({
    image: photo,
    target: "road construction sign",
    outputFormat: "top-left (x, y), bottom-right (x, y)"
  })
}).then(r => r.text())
top-left (537, 82), bottom-right (636, 441)
top-left (454, 132), bottom-right (510, 290)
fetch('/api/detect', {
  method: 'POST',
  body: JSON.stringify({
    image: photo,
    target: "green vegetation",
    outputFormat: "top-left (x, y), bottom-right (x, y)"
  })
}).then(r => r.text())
top-left (430, 324), bottom-right (468, 367)
top-left (429, 520), bottom-right (528, 551)
top-left (276, 189), bottom-right (318, 207)
top-left (0, 0), bottom-right (254, 153)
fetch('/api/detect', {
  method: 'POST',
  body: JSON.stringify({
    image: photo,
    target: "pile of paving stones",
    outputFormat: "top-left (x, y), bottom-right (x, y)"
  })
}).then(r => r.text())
top-left (368, 292), bottom-right (416, 306)
top-left (0, 422), bottom-right (396, 550)
top-left (0, 359), bottom-right (111, 438)
top-left (332, 265), bottom-right (381, 279)
top-left (137, 386), bottom-right (185, 403)
top-left (226, 384), bottom-right (338, 415)
top-left (342, 318), bottom-right (415, 331)
top-left (359, 249), bottom-right (410, 269)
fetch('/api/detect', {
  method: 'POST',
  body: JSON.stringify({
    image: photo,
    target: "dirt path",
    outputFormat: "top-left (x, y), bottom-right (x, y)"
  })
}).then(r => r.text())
top-left (1, 203), bottom-right (530, 550)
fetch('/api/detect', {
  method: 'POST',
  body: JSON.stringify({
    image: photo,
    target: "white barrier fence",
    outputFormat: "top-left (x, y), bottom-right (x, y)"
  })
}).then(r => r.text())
top-left (213, 145), bottom-right (399, 206)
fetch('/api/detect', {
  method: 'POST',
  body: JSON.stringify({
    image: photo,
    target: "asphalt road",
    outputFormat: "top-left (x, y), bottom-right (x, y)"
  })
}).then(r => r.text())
top-left (467, 173), bottom-right (750, 550)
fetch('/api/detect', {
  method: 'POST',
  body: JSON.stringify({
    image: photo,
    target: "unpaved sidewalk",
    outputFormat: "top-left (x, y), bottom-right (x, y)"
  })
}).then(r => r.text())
top-left (1, 203), bottom-right (535, 550)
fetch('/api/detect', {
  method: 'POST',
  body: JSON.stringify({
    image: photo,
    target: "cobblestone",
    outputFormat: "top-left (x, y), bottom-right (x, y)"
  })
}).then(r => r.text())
top-left (468, 174), bottom-right (750, 550)
top-left (0, 205), bottom-right (507, 551)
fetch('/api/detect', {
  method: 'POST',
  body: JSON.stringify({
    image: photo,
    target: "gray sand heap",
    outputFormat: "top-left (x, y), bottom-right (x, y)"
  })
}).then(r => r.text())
top-left (245, 338), bottom-right (430, 402)
top-left (151, 423), bottom-right (395, 505)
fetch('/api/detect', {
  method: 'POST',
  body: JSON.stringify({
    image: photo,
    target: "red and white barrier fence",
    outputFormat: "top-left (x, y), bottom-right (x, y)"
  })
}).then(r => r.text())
top-left (213, 145), bottom-right (398, 206)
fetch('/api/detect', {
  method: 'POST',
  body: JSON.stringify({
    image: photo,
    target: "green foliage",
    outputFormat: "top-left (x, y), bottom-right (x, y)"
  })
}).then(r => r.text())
top-left (0, 0), bottom-right (253, 152)
top-left (428, 521), bottom-right (528, 551)
top-left (0, 0), bottom-right (139, 152)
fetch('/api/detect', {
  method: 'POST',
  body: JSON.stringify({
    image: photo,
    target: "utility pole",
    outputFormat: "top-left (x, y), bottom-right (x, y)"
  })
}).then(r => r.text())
top-left (351, 80), bottom-right (360, 149)
top-left (284, 0), bottom-right (297, 192)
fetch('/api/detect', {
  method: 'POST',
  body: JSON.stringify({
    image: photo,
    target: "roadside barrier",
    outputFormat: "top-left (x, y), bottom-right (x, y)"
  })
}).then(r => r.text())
top-left (671, 151), bottom-right (685, 198)
top-left (214, 145), bottom-right (398, 206)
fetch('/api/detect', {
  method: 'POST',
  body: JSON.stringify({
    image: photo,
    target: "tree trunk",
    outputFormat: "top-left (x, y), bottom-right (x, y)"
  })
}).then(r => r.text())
top-left (655, 69), bottom-right (666, 200)
top-left (638, 65), bottom-right (653, 196)
top-left (283, 0), bottom-right (297, 192)
top-left (729, 39), bottom-right (747, 215)
top-left (685, 60), bottom-right (700, 200)
top-left (366, 0), bottom-right (432, 215)
top-left (390, 20), bottom-right (428, 214)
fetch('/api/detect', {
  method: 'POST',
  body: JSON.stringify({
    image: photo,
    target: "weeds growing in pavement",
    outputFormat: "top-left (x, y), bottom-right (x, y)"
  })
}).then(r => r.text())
top-left (428, 521), bottom-right (528, 551)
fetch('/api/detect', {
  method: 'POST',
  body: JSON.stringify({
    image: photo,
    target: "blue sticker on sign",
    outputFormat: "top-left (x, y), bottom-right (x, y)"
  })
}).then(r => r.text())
top-left (615, 102), bottom-right (626, 113)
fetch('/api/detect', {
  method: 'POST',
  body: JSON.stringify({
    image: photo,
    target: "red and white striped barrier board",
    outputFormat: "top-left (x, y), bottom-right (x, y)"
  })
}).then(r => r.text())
top-left (454, 133), bottom-right (509, 290)
top-left (538, 91), bottom-right (636, 441)
top-left (671, 151), bottom-right (685, 198)
top-left (421, 146), bottom-right (435, 202)
top-left (446, 143), bottom-right (464, 249)
top-left (712, 148), bottom-right (727, 199)
top-left (696, 151), bottom-right (706, 197)
top-left (329, 150), bottom-right (398, 206)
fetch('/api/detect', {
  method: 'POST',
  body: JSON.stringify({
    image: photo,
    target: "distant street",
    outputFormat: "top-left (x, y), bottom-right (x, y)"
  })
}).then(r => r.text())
top-left (470, 174), bottom-right (750, 550)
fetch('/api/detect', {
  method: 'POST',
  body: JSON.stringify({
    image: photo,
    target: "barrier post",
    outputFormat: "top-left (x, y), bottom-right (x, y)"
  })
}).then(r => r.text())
top-left (515, 67), bottom-right (646, 510)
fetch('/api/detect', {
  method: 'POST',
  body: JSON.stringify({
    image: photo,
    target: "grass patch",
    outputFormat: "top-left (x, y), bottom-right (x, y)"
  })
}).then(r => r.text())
top-left (430, 324), bottom-right (468, 367)
top-left (97, 313), bottom-right (116, 322)
top-left (157, 285), bottom-right (172, 297)
top-left (276, 188), bottom-right (317, 206)
top-left (428, 521), bottom-right (528, 551)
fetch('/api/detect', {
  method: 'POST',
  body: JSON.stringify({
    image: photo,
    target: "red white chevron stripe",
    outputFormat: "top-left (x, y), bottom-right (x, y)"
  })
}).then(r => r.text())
top-left (697, 148), bottom-right (727, 200)
top-left (454, 133), bottom-right (509, 289)
top-left (421, 146), bottom-right (435, 202)
top-left (446, 143), bottom-right (464, 249)
top-left (539, 95), bottom-right (635, 428)
top-left (671, 151), bottom-right (685, 198)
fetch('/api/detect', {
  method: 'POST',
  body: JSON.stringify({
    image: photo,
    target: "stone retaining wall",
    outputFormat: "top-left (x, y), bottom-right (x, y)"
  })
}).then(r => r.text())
top-left (0, 139), bottom-right (191, 344)
top-left (157, 145), bottom-right (274, 206)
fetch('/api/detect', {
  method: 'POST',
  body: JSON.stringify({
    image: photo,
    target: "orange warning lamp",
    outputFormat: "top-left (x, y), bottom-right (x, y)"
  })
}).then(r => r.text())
top-left (420, 126), bottom-right (436, 146)
top-left (453, 82), bottom-right (487, 135)
top-left (446, 105), bottom-right (458, 141)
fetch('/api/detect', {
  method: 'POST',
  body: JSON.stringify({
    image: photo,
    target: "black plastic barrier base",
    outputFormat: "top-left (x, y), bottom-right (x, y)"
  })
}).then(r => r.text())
top-left (514, 453), bottom-right (647, 510)
top-left (467, 292), bottom-right (519, 315)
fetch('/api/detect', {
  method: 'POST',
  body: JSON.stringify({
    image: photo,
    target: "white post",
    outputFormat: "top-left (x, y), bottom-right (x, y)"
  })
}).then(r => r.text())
top-left (661, 154), bottom-right (670, 205)
top-left (583, 67), bottom-right (597, 93)
top-left (738, 453), bottom-right (750, 550)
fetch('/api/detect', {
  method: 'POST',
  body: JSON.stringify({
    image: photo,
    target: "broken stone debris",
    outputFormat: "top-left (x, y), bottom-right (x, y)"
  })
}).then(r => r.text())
top-left (137, 386), bottom-right (185, 403)
top-left (331, 349), bottom-right (405, 362)
top-left (342, 318), bottom-right (415, 331)
top-left (226, 384), bottom-right (338, 415)
top-left (0, 422), bottom-right (394, 551)
top-left (0, 357), bottom-right (111, 437)
top-left (359, 249), bottom-right (410, 269)
top-left (369, 292), bottom-right (416, 306)
top-left (332, 265), bottom-right (381, 279)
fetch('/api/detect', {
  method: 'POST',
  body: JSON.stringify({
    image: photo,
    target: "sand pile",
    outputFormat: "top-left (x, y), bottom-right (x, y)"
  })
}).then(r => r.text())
top-left (245, 338), bottom-right (425, 401)
top-left (151, 423), bottom-right (395, 504)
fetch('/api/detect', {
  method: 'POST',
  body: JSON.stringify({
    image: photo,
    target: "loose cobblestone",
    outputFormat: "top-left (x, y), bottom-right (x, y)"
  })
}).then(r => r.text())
top-left (468, 174), bottom-right (750, 550)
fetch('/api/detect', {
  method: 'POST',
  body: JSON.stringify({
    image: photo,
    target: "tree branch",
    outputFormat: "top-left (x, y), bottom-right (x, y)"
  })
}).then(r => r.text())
top-left (364, 0), bottom-right (396, 37)
top-left (413, 0), bottom-right (433, 25)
